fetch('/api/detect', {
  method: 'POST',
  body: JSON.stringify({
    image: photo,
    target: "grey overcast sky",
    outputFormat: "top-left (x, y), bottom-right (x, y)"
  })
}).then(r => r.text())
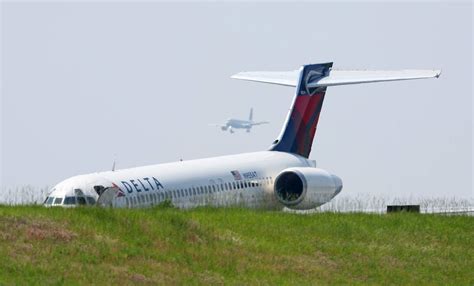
top-left (1, 2), bottom-right (472, 198)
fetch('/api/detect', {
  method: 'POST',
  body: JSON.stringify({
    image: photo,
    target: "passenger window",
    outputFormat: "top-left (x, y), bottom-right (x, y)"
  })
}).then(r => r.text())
top-left (46, 197), bottom-right (54, 205)
top-left (54, 197), bottom-right (63, 204)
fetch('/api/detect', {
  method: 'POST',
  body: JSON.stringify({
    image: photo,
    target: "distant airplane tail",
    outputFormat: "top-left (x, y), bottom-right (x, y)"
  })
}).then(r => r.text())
top-left (249, 108), bottom-right (253, 121)
top-left (232, 63), bottom-right (440, 158)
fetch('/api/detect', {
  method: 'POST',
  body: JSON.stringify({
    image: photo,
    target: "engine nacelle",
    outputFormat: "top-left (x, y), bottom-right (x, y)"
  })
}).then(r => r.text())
top-left (274, 167), bottom-right (343, 210)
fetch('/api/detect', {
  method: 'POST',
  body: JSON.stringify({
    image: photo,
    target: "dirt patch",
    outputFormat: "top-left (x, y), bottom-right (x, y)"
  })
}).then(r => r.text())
top-left (0, 216), bottom-right (77, 242)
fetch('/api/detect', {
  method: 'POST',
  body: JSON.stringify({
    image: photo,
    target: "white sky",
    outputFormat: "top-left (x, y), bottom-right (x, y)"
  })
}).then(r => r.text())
top-left (1, 2), bottom-right (472, 198)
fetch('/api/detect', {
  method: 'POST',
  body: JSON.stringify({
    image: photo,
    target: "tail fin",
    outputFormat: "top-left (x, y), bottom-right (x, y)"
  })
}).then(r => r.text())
top-left (270, 63), bottom-right (332, 157)
top-left (231, 63), bottom-right (440, 158)
top-left (249, 108), bottom-right (253, 121)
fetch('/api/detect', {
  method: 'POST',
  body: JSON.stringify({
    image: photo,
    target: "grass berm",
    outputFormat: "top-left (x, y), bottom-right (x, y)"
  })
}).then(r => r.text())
top-left (0, 205), bottom-right (472, 285)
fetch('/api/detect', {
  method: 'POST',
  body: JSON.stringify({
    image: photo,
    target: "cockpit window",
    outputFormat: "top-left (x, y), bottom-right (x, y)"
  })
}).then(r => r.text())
top-left (86, 197), bottom-right (96, 205)
top-left (64, 197), bottom-right (76, 205)
top-left (54, 197), bottom-right (63, 205)
top-left (46, 197), bottom-right (54, 205)
top-left (77, 197), bottom-right (87, 205)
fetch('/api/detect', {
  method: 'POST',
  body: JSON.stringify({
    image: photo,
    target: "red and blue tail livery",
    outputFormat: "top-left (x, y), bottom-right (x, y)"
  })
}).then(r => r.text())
top-left (270, 63), bottom-right (333, 158)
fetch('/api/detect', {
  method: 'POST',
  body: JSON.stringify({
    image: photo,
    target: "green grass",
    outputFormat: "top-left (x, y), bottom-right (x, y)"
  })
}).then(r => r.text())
top-left (0, 205), bottom-right (472, 285)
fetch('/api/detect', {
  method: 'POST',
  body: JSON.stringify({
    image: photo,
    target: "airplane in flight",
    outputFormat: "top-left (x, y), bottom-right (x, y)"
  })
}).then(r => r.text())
top-left (210, 108), bottom-right (269, 133)
top-left (43, 62), bottom-right (440, 210)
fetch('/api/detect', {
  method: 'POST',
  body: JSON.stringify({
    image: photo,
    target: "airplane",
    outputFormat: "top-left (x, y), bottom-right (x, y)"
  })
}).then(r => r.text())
top-left (43, 62), bottom-right (441, 210)
top-left (210, 108), bottom-right (269, 133)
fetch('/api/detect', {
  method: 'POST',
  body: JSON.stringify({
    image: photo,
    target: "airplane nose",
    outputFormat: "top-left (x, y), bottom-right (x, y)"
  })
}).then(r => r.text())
top-left (331, 174), bottom-right (343, 196)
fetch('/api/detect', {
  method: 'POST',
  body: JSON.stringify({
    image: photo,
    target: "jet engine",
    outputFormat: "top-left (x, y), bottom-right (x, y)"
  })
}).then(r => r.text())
top-left (273, 167), bottom-right (343, 210)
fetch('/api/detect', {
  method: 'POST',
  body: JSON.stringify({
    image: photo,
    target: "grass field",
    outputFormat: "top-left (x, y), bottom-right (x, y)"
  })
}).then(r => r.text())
top-left (0, 205), bottom-right (472, 285)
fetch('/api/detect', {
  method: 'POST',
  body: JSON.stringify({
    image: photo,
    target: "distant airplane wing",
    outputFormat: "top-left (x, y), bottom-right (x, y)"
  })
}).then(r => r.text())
top-left (251, 121), bottom-right (269, 126)
top-left (208, 123), bottom-right (226, 127)
top-left (231, 69), bottom-right (441, 87)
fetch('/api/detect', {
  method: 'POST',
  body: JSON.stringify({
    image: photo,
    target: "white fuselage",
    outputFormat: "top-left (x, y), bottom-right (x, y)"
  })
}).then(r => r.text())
top-left (226, 118), bottom-right (252, 129)
top-left (46, 151), bottom-right (316, 209)
top-left (222, 118), bottom-right (256, 133)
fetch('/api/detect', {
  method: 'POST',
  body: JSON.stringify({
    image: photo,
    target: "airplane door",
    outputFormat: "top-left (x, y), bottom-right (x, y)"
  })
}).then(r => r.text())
top-left (96, 186), bottom-right (121, 207)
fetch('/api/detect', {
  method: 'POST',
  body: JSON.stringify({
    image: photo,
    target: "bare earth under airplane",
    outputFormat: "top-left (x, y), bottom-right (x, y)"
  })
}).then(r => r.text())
top-left (44, 63), bottom-right (441, 209)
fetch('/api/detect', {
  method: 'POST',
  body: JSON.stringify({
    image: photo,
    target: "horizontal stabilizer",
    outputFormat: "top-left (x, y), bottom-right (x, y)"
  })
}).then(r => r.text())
top-left (231, 69), bottom-right (441, 87)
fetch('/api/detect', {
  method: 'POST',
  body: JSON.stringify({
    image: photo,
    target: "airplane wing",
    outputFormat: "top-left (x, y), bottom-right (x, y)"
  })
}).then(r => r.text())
top-left (208, 123), bottom-right (226, 127)
top-left (231, 69), bottom-right (441, 87)
top-left (251, 121), bottom-right (269, 126)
